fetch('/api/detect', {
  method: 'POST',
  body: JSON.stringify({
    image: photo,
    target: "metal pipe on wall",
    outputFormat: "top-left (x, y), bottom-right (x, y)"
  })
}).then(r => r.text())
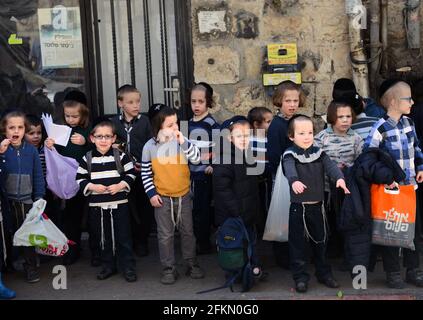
top-left (404, 0), bottom-right (421, 49)
top-left (369, 0), bottom-right (382, 95)
top-left (346, 0), bottom-right (370, 98)
top-left (380, 0), bottom-right (389, 74)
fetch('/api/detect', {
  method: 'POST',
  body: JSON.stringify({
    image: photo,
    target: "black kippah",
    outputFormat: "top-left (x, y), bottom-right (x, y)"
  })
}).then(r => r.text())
top-left (197, 82), bottom-right (213, 97)
top-left (64, 90), bottom-right (87, 105)
top-left (378, 79), bottom-right (403, 99)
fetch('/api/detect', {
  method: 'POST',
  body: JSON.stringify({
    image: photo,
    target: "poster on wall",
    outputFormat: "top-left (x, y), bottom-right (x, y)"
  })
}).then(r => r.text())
top-left (37, 6), bottom-right (83, 69)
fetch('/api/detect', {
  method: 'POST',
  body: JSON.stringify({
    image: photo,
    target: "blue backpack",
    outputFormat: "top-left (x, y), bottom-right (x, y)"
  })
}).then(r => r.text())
top-left (198, 217), bottom-right (254, 294)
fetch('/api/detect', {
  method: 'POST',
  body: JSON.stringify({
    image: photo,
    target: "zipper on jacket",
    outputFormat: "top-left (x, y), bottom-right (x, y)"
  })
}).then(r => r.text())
top-left (16, 147), bottom-right (22, 200)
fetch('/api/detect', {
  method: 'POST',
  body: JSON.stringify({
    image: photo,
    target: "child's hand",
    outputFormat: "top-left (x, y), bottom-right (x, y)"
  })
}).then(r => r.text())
top-left (417, 172), bottom-right (423, 184)
top-left (205, 166), bottom-right (213, 175)
top-left (70, 133), bottom-right (86, 145)
top-left (133, 162), bottom-right (141, 173)
top-left (107, 182), bottom-right (126, 195)
top-left (292, 181), bottom-right (307, 194)
top-left (150, 195), bottom-right (163, 208)
top-left (45, 137), bottom-right (55, 149)
top-left (0, 139), bottom-right (10, 154)
top-left (89, 184), bottom-right (107, 193)
top-left (336, 179), bottom-right (350, 194)
top-left (174, 130), bottom-right (185, 145)
top-left (386, 181), bottom-right (398, 189)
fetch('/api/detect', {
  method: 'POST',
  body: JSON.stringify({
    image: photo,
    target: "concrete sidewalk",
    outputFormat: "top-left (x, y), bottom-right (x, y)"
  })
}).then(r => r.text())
top-left (4, 236), bottom-right (423, 300)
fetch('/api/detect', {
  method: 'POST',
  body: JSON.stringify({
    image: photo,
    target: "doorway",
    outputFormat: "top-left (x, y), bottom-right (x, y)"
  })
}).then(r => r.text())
top-left (90, 0), bottom-right (193, 118)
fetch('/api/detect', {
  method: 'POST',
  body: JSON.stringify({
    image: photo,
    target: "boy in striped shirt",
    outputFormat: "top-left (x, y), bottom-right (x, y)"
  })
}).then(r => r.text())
top-left (76, 120), bottom-right (137, 282)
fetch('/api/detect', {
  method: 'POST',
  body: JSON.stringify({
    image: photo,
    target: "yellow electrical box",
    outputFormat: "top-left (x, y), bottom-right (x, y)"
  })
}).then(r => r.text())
top-left (267, 43), bottom-right (298, 65)
top-left (263, 73), bottom-right (302, 86)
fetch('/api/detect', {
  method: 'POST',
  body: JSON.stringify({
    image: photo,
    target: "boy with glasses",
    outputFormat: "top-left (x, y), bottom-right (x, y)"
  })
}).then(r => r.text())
top-left (364, 79), bottom-right (423, 288)
top-left (76, 120), bottom-right (137, 282)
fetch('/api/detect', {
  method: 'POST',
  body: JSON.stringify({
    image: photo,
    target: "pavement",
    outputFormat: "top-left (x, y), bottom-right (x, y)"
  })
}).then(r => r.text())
top-left (4, 234), bottom-right (423, 300)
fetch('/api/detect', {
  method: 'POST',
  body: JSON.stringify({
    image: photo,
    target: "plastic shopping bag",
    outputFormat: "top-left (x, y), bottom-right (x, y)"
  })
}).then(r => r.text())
top-left (45, 146), bottom-right (80, 199)
top-left (371, 184), bottom-right (416, 250)
top-left (13, 199), bottom-right (73, 256)
top-left (263, 162), bottom-right (290, 242)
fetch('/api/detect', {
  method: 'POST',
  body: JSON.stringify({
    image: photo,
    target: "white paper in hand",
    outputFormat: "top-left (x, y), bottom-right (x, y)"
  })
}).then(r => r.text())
top-left (41, 113), bottom-right (72, 147)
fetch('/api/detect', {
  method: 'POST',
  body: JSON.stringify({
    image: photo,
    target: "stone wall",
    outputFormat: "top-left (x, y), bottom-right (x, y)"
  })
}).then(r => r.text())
top-left (191, 0), bottom-right (423, 125)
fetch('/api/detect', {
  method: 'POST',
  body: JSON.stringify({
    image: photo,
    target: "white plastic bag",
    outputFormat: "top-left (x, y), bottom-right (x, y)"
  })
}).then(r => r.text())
top-left (263, 162), bottom-right (290, 242)
top-left (13, 199), bottom-right (72, 256)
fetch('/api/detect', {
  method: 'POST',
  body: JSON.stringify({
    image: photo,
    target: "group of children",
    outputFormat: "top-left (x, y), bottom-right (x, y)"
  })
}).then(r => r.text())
top-left (0, 76), bottom-right (422, 299)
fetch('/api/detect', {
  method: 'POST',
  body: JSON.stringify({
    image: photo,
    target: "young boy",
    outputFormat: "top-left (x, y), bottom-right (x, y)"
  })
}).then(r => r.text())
top-left (111, 84), bottom-right (153, 257)
top-left (364, 79), bottom-right (423, 289)
top-left (282, 115), bottom-right (350, 293)
top-left (76, 121), bottom-right (137, 282)
top-left (25, 115), bottom-right (46, 177)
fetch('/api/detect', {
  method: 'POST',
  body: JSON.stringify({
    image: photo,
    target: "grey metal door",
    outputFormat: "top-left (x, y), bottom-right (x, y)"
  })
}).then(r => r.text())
top-left (93, 0), bottom-right (182, 115)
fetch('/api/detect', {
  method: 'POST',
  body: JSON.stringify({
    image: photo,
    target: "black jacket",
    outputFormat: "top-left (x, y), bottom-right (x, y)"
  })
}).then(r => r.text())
top-left (213, 146), bottom-right (259, 227)
top-left (339, 148), bottom-right (406, 270)
top-left (111, 114), bottom-right (152, 163)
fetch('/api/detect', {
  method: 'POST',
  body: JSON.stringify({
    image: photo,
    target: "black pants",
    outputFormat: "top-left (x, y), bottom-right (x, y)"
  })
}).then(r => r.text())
top-left (289, 202), bottom-right (332, 283)
top-left (192, 178), bottom-right (213, 248)
top-left (325, 185), bottom-right (345, 257)
top-left (7, 201), bottom-right (37, 271)
top-left (380, 191), bottom-right (422, 273)
top-left (257, 173), bottom-right (272, 235)
top-left (130, 177), bottom-right (154, 248)
top-left (89, 203), bottom-right (135, 271)
top-left (63, 191), bottom-right (86, 252)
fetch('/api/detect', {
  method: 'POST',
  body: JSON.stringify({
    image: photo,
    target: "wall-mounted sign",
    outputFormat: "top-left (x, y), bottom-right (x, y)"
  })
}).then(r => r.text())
top-left (38, 6), bottom-right (83, 69)
top-left (198, 11), bottom-right (227, 33)
top-left (267, 43), bottom-right (298, 65)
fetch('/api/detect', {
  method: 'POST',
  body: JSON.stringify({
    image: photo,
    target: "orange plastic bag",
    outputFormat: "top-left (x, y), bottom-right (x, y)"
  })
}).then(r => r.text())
top-left (371, 184), bottom-right (416, 250)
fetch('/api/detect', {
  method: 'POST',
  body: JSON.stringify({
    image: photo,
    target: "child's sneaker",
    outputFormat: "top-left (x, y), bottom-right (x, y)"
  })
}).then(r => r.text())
top-left (186, 264), bottom-right (205, 279)
top-left (25, 268), bottom-right (40, 283)
top-left (161, 267), bottom-right (178, 285)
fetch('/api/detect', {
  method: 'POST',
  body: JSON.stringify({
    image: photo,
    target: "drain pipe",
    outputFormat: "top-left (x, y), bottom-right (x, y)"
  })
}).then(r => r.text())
top-left (380, 0), bottom-right (389, 74)
top-left (346, 0), bottom-right (370, 97)
top-left (369, 0), bottom-right (382, 95)
top-left (404, 0), bottom-right (421, 49)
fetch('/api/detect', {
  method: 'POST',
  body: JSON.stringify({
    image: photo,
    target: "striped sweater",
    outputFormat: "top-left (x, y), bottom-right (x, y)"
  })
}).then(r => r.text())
top-left (76, 148), bottom-right (136, 207)
top-left (314, 126), bottom-right (363, 168)
top-left (141, 138), bottom-right (200, 198)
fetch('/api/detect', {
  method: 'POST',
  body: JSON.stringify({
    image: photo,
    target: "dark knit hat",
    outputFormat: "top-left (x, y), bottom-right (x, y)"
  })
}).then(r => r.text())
top-left (148, 103), bottom-right (168, 121)
top-left (378, 79), bottom-right (404, 99)
top-left (221, 115), bottom-right (248, 130)
top-left (64, 90), bottom-right (87, 105)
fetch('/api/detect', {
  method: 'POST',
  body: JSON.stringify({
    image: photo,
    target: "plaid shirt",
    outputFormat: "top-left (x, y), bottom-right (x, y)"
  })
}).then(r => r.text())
top-left (364, 115), bottom-right (423, 186)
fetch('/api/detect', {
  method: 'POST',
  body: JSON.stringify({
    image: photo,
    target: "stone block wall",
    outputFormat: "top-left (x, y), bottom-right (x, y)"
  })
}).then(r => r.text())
top-left (191, 0), bottom-right (423, 126)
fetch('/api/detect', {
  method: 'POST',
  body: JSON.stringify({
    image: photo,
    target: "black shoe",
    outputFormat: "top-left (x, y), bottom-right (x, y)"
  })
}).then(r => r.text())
top-left (134, 245), bottom-right (149, 257)
top-left (123, 269), bottom-right (137, 282)
top-left (406, 268), bottom-right (423, 287)
top-left (319, 277), bottom-right (340, 288)
top-left (386, 271), bottom-right (405, 289)
top-left (97, 268), bottom-right (117, 280)
top-left (253, 267), bottom-right (269, 281)
top-left (295, 281), bottom-right (308, 293)
top-left (25, 268), bottom-right (40, 284)
top-left (90, 256), bottom-right (101, 267)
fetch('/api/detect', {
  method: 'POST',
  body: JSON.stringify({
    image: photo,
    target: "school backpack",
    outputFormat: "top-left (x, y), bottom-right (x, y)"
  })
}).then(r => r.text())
top-left (197, 217), bottom-right (254, 294)
top-left (85, 148), bottom-right (124, 176)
